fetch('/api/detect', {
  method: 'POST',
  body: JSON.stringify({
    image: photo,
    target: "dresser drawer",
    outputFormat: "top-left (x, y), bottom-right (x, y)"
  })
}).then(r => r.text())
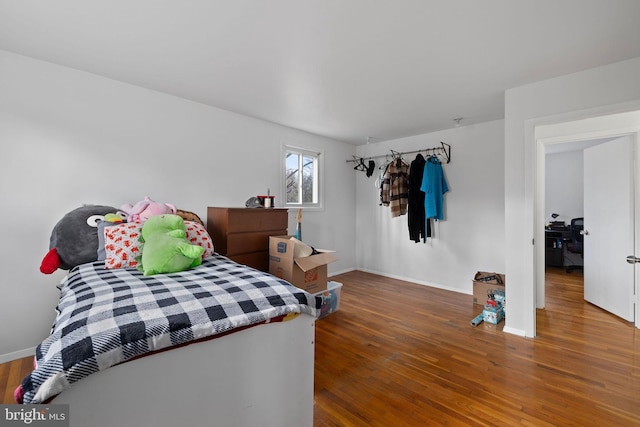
top-left (226, 230), bottom-right (287, 255)
top-left (207, 208), bottom-right (288, 233)
top-left (225, 209), bottom-right (288, 232)
top-left (229, 252), bottom-right (270, 272)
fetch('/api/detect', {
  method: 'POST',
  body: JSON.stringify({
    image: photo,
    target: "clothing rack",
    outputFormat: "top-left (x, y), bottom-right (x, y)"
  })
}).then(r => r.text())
top-left (347, 141), bottom-right (451, 165)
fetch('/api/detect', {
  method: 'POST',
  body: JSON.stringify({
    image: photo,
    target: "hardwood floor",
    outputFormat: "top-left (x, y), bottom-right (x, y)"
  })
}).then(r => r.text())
top-left (313, 268), bottom-right (640, 426)
top-left (2, 268), bottom-right (639, 426)
top-left (0, 354), bottom-right (32, 404)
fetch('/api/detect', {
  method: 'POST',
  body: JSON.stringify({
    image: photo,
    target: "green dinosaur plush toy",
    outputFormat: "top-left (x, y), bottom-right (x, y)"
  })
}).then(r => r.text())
top-left (137, 214), bottom-right (205, 276)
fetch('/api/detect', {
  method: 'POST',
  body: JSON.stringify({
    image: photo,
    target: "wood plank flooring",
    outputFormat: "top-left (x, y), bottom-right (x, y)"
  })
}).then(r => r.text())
top-left (2, 268), bottom-right (639, 426)
top-left (313, 268), bottom-right (640, 426)
top-left (0, 355), bottom-right (32, 404)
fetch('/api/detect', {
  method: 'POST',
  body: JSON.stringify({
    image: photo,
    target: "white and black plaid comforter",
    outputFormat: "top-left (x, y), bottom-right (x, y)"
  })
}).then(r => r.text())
top-left (19, 255), bottom-right (317, 404)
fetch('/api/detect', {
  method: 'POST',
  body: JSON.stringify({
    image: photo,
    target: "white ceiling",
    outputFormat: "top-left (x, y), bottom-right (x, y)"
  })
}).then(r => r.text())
top-left (1, 1), bottom-right (639, 145)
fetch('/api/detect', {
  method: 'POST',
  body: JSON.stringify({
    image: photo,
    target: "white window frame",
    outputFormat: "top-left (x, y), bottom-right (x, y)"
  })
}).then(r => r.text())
top-left (281, 144), bottom-right (323, 210)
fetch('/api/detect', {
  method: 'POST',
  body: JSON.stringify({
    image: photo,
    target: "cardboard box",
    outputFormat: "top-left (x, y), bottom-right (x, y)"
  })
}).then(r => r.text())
top-left (314, 281), bottom-right (342, 319)
top-left (472, 271), bottom-right (506, 305)
top-left (269, 236), bottom-right (338, 293)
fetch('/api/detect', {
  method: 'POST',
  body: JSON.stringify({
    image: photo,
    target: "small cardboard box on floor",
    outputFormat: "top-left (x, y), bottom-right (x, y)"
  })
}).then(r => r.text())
top-left (269, 236), bottom-right (338, 293)
top-left (472, 271), bottom-right (506, 305)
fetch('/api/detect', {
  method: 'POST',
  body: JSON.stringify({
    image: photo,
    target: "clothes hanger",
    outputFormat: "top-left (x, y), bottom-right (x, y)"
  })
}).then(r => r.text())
top-left (428, 152), bottom-right (441, 163)
top-left (379, 154), bottom-right (392, 170)
top-left (353, 157), bottom-right (366, 171)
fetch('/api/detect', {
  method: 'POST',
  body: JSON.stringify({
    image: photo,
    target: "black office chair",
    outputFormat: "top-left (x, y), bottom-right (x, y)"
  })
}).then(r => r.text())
top-left (565, 217), bottom-right (584, 272)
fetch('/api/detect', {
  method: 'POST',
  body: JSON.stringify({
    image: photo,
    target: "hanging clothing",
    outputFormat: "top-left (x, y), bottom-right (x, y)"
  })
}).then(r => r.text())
top-left (379, 162), bottom-right (391, 206)
top-left (421, 156), bottom-right (449, 220)
top-left (408, 154), bottom-right (431, 242)
top-left (384, 158), bottom-right (409, 217)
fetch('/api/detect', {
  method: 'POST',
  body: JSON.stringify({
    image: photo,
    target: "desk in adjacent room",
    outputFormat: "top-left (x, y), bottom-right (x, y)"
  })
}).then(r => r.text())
top-left (545, 228), bottom-right (571, 267)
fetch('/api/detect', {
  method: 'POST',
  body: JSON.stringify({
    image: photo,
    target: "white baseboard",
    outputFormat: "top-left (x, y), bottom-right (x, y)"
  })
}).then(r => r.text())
top-left (328, 267), bottom-right (356, 277)
top-left (502, 326), bottom-right (527, 337)
top-left (356, 268), bottom-right (472, 296)
top-left (0, 347), bottom-right (35, 364)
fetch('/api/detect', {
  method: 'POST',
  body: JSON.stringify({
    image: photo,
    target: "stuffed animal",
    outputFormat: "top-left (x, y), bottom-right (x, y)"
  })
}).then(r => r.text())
top-left (137, 214), bottom-right (205, 276)
top-left (175, 209), bottom-right (204, 226)
top-left (40, 205), bottom-right (121, 274)
top-left (121, 196), bottom-right (176, 223)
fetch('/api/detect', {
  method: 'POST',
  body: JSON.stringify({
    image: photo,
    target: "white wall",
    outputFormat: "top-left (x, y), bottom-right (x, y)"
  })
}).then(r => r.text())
top-left (0, 50), bottom-right (356, 359)
top-left (545, 150), bottom-right (584, 224)
top-left (355, 120), bottom-right (505, 294)
top-left (505, 56), bottom-right (640, 337)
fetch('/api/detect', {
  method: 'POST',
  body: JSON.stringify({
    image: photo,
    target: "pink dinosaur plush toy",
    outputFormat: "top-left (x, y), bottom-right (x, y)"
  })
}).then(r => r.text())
top-left (121, 196), bottom-right (176, 223)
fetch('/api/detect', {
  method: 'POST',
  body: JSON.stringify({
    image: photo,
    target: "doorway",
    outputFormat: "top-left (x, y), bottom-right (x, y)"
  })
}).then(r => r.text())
top-left (535, 110), bottom-right (640, 329)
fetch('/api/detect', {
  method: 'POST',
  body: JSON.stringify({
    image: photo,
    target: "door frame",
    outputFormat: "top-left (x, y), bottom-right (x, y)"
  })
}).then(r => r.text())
top-left (534, 111), bottom-right (640, 329)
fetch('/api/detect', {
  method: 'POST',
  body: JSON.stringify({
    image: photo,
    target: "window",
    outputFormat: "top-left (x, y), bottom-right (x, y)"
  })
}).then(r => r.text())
top-left (283, 145), bottom-right (322, 208)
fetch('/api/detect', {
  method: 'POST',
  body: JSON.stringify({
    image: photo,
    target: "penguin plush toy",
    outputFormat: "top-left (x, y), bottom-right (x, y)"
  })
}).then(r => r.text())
top-left (40, 205), bottom-right (124, 274)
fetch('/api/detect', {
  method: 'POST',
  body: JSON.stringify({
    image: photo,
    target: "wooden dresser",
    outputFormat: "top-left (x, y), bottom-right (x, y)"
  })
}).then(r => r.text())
top-left (206, 207), bottom-right (288, 272)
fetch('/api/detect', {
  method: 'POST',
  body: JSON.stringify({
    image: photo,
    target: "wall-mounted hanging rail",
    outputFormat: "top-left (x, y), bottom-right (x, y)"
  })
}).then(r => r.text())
top-left (347, 141), bottom-right (451, 165)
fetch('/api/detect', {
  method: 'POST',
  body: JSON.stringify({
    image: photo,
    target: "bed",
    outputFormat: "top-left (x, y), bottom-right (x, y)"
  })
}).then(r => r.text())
top-left (17, 253), bottom-right (318, 427)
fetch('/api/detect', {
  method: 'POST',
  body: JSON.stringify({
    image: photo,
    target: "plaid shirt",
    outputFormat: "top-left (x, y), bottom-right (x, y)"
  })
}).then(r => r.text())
top-left (384, 160), bottom-right (409, 217)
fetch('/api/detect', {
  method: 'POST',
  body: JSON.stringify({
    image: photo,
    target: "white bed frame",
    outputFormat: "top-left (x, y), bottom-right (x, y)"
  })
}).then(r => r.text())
top-left (52, 315), bottom-right (316, 427)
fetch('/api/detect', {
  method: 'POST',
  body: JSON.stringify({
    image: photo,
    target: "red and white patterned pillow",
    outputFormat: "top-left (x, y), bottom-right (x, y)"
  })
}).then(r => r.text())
top-left (184, 221), bottom-right (214, 257)
top-left (104, 221), bottom-right (214, 270)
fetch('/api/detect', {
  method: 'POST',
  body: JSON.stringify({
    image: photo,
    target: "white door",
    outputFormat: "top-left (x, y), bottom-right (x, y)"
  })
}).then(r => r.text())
top-left (583, 135), bottom-right (635, 322)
